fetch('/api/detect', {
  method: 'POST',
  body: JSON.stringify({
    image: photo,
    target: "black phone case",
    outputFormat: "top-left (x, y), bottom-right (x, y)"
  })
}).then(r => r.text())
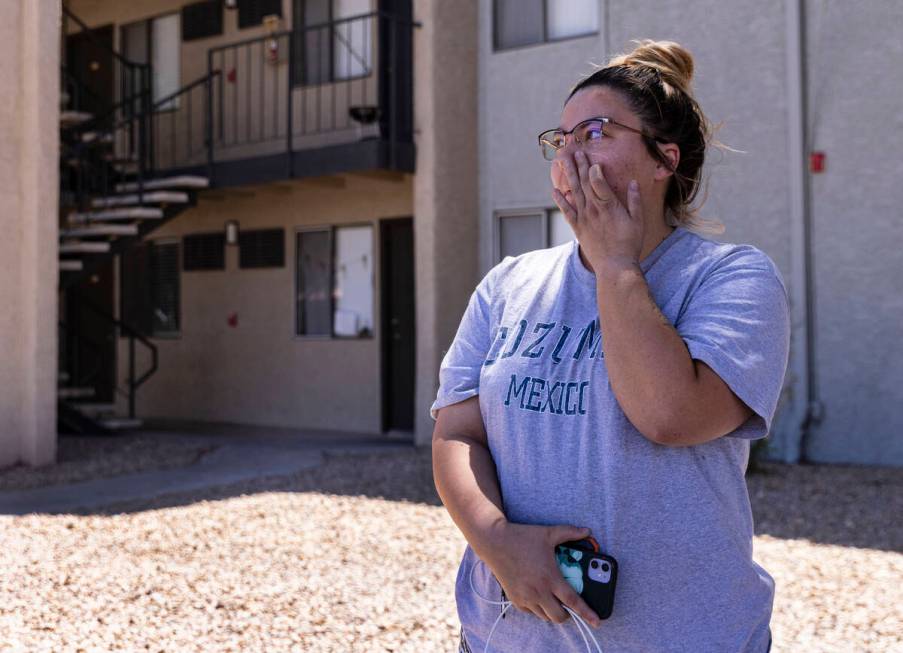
top-left (556, 540), bottom-right (618, 620)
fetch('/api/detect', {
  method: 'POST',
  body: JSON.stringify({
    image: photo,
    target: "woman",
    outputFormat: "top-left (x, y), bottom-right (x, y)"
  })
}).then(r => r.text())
top-left (431, 41), bottom-right (789, 653)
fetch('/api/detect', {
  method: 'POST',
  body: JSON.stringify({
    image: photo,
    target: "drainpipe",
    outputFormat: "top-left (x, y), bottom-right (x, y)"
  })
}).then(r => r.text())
top-left (778, 0), bottom-right (821, 462)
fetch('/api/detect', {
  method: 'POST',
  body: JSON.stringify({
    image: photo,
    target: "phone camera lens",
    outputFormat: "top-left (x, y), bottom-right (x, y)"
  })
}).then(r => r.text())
top-left (590, 560), bottom-right (598, 569)
top-left (601, 563), bottom-right (610, 572)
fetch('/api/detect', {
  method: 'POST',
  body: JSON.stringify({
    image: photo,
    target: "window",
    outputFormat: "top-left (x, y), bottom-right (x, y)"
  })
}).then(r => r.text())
top-left (494, 0), bottom-right (599, 51)
top-left (121, 13), bottom-right (181, 110)
top-left (496, 209), bottom-right (573, 262)
top-left (292, 0), bottom-right (373, 86)
top-left (239, 228), bottom-right (285, 268)
top-left (151, 241), bottom-right (181, 334)
top-left (182, 1), bottom-right (223, 41)
top-left (238, 0), bottom-right (283, 29)
top-left (120, 240), bottom-right (180, 336)
top-left (296, 225), bottom-right (374, 337)
top-left (183, 233), bottom-right (225, 270)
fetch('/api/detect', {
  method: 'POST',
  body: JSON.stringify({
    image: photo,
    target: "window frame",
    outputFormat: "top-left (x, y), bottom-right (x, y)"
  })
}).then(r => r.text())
top-left (493, 207), bottom-right (572, 264)
top-left (291, 0), bottom-right (375, 88)
top-left (149, 237), bottom-right (182, 339)
top-left (492, 0), bottom-right (600, 52)
top-left (294, 222), bottom-right (376, 340)
top-left (120, 11), bottom-right (182, 113)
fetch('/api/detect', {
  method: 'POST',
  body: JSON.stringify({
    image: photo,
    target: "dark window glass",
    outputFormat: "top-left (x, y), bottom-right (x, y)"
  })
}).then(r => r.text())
top-left (150, 242), bottom-right (181, 334)
top-left (239, 228), bottom-right (285, 268)
top-left (296, 230), bottom-right (332, 336)
top-left (183, 232), bottom-right (225, 270)
top-left (494, 0), bottom-right (544, 49)
top-left (182, 1), bottom-right (223, 41)
top-left (238, 0), bottom-right (283, 29)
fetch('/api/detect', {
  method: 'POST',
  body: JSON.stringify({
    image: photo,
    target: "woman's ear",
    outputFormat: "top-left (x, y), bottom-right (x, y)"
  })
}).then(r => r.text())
top-left (654, 143), bottom-right (680, 181)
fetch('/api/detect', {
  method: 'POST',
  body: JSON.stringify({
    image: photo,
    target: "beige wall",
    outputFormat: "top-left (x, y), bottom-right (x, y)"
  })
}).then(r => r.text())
top-left (0, 0), bottom-right (60, 467)
top-left (116, 173), bottom-right (412, 433)
top-left (411, 0), bottom-right (480, 445)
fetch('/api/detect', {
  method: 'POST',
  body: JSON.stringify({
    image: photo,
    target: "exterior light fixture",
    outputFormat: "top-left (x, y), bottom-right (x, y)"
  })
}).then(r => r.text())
top-left (225, 220), bottom-right (240, 245)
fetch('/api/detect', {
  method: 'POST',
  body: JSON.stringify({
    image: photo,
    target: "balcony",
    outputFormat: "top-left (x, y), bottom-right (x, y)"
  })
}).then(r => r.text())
top-left (130, 11), bottom-right (415, 187)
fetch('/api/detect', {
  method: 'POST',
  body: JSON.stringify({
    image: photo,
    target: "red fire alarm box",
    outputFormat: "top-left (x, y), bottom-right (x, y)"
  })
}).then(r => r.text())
top-left (810, 151), bottom-right (826, 173)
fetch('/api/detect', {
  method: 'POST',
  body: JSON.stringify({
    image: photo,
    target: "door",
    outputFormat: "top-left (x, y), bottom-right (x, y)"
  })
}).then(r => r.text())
top-left (64, 262), bottom-right (117, 403)
top-left (66, 25), bottom-right (115, 117)
top-left (380, 218), bottom-right (415, 433)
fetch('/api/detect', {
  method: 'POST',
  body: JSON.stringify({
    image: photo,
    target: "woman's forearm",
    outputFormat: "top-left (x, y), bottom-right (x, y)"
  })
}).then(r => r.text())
top-left (432, 433), bottom-right (508, 560)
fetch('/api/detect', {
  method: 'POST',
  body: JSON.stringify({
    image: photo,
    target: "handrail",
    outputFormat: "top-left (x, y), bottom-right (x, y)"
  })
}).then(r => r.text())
top-left (67, 291), bottom-right (159, 420)
top-left (152, 70), bottom-right (222, 111)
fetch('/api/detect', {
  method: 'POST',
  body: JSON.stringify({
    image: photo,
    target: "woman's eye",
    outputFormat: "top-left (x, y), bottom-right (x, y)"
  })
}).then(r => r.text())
top-left (584, 127), bottom-right (604, 141)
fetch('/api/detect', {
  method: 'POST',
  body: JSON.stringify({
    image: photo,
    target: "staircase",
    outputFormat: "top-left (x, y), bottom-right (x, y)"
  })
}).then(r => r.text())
top-left (58, 7), bottom-right (213, 434)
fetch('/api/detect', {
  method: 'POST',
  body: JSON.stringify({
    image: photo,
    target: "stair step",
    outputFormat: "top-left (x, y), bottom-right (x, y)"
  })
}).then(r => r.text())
top-left (59, 260), bottom-right (84, 271)
top-left (72, 402), bottom-right (117, 417)
top-left (58, 387), bottom-right (95, 399)
top-left (116, 175), bottom-right (209, 192)
top-left (92, 191), bottom-right (190, 208)
top-left (60, 110), bottom-right (93, 126)
top-left (100, 417), bottom-right (143, 430)
top-left (80, 131), bottom-right (113, 144)
top-left (61, 224), bottom-right (139, 238)
top-left (70, 207), bottom-right (164, 223)
top-left (59, 241), bottom-right (110, 254)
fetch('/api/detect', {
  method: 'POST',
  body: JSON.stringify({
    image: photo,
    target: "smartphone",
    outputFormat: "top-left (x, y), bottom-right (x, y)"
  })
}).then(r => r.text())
top-left (555, 538), bottom-right (618, 620)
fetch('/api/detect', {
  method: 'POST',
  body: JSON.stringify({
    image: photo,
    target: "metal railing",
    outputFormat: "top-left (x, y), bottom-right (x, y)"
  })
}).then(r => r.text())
top-left (61, 6), bottom-right (155, 209)
top-left (62, 294), bottom-right (159, 420)
top-left (182, 10), bottom-right (415, 174)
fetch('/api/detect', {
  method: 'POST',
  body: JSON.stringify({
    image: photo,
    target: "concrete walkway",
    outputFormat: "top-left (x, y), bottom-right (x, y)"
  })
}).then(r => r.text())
top-left (0, 421), bottom-right (415, 515)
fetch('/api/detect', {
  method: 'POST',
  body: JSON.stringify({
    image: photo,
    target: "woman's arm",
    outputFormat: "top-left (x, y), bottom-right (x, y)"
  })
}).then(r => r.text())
top-left (595, 261), bottom-right (754, 446)
top-left (431, 396), bottom-right (507, 557)
top-left (432, 396), bottom-right (602, 628)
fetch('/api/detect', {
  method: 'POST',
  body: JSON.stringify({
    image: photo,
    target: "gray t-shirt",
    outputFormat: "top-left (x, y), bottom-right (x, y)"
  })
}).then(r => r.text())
top-left (431, 226), bottom-right (790, 653)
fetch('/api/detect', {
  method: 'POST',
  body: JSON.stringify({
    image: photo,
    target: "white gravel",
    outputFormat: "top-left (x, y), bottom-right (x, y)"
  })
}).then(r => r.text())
top-left (2, 448), bottom-right (900, 652)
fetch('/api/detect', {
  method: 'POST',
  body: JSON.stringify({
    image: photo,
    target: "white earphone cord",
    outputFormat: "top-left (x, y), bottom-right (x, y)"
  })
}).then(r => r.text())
top-left (467, 559), bottom-right (603, 653)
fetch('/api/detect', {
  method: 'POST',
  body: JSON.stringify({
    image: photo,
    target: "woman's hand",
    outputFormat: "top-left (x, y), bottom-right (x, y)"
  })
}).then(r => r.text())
top-left (479, 520), bottom-right (602, 628)
top-left (551, 150), bottom-right (645, 274)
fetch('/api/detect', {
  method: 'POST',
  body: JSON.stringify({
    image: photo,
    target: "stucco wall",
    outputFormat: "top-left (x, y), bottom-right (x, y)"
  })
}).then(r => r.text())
top-left (0, 0), bottom-right (59, 467)
top-left (803, 1), bottom-right (903, 464)
top-left (115, 174), bottom-right (412, 433)
top-left (477, 0), bottom-right (903, 466)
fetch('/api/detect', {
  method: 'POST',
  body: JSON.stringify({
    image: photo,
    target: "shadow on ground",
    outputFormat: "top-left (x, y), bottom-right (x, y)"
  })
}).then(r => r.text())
top-left (747, 461), bottom-right (902, 553)
top-left (68, 448), bottom-right (902, 555)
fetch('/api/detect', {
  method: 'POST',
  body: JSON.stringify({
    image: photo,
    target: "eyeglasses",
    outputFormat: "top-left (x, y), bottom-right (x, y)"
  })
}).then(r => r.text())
top-left (537, 117), bottom-right (652, 161)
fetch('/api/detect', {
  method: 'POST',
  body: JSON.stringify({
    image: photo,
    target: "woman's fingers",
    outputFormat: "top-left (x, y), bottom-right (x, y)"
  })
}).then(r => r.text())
top-left (552, 188), bottom-right (578, 228)
top-left (553, 580), bottom-right (602, 628)
top-left (559, 157), bottom-right (585, 212)
top-left (588, 162), bottom-right (617, 208)
top-left (626, 179), bottom-right (642, 221)
top-left (575, 150), bottom-right (594, 206)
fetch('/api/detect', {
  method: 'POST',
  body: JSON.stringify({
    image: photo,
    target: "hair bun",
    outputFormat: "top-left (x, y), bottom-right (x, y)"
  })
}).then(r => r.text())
top-left (609, 40), bottom-right (695, 96)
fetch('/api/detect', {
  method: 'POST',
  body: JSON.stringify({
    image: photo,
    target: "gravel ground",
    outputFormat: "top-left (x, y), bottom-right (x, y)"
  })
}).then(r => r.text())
top-left (0, 434), bottom-right (217, 491)
top-left (2, 446), bottom-right (901, 652)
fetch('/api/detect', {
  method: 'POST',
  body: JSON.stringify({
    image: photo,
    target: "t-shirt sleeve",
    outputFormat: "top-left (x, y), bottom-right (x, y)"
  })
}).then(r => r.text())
top-left (674, 247), bottom-right (791, 440)
top-left (429, 266), bottom-right (499, 420)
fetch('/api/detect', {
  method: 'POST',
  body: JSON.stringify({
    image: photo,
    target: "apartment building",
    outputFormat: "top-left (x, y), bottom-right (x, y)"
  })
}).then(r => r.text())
top-left (5, 0), bottom-right (477, 467)
top-left (478, 0), bottom-right (903, 466)
top-left (4, 1), bottom-right (902, 468)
